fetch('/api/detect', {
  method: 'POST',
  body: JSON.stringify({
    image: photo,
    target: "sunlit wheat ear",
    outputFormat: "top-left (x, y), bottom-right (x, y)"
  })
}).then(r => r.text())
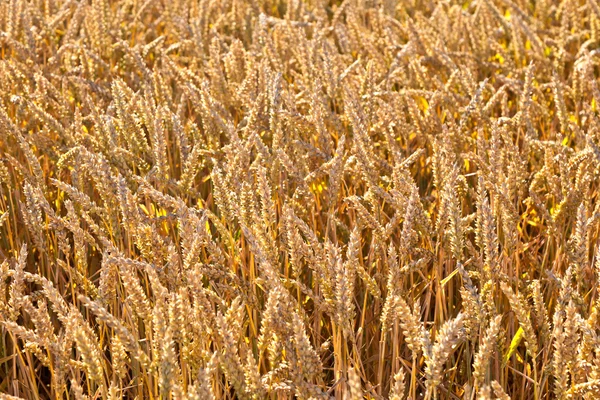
top-left (8, 244), bottom-right (27, 322)
top-left (73, 320), bottom-right (106, 395)
top-left (389, 368), bottom-right (406, 400)
top-left (395, 295), bottom-right (427, 357)
top-left (457, 262), bottom-right (486, 340)
top-left (478, 384), bottom-right (492, 400)
top-left (215, 311), bottom-right (247, 397)
top-left (0, 260), bottom-right (10, 317)
top-left (500, 282), bottom-right (538, 359)
top-left (531, 280), bottom-right (549, 340)
top-left (78, 295), bottom-right (150, 368)
top-left (424, 313), bottom-right (465, 393)
top-left (491, 381), bottom-right (511, 400)
top-left (473, 315), bottom-right (502, 390)
top-left (346, 367), bottom-right (362, 400)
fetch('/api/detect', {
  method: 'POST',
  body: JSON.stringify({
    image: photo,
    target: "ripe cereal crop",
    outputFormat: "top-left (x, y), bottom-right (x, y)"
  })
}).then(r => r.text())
top-left (0, 0), bottom-right (599, 399)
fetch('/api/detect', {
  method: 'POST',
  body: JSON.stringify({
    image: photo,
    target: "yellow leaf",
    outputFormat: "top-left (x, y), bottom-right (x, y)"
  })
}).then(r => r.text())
top-left (417, 96), bottom-right (429, 112)
top-left (440, 268), bottom-right (459, 287)
top-left (311, 182), bottom-right (325, 194)
top-left (504, 327), bottom-right (524, 365)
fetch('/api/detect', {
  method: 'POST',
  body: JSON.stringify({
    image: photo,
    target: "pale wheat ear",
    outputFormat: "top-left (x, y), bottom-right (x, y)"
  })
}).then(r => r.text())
top-left (424, 313), bottom-right (465, 398)
top-left (500, 281), bottom-right (539, 359)
top-left (473, 315), bottom-right (502, 391)
top-left (389, 367), bottom-right (406, 400)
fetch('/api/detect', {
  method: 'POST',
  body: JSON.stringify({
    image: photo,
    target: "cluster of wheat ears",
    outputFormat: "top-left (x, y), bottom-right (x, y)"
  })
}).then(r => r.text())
top-left (0, 0), bottom-right (599, 399)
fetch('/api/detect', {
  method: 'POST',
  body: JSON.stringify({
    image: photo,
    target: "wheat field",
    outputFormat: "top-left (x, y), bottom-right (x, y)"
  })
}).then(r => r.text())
top-left (0, 0), bottom-right (599, 399)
